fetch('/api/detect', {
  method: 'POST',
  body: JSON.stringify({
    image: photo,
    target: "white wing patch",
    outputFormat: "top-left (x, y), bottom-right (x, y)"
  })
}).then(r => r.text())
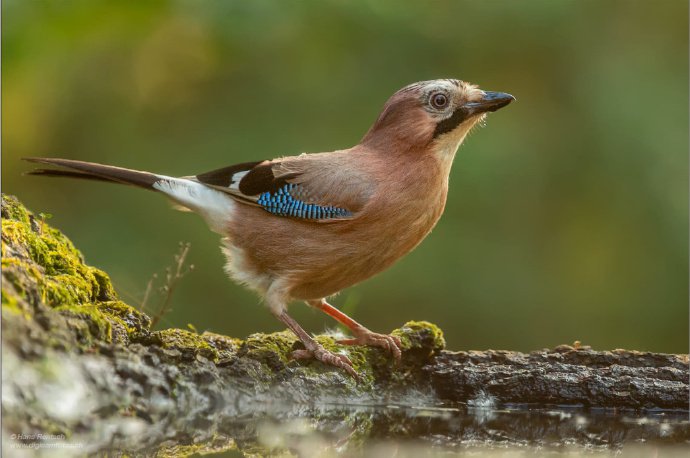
top-left (229, 170), bottom-right (250, 191)
top-left (153, 177), bottom-right (236, 234)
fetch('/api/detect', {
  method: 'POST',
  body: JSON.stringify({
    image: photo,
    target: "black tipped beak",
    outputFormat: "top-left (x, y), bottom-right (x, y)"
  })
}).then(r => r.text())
top-left (464, 91), bottom-right (515, 116)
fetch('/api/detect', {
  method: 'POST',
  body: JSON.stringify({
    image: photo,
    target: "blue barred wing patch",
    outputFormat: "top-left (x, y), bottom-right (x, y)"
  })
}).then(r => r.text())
top-left (256, 183), bottom-right (352, 220)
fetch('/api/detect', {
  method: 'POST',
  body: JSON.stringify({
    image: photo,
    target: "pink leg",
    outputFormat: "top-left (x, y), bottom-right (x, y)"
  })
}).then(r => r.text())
top-left (308, 299), bottom-right (402, 361)
top-left (272, 309), bottom-right (359, 379)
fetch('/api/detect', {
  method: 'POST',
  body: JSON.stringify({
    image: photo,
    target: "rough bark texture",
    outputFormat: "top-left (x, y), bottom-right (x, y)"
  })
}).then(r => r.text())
top-left (430, 347), bottom-right (688, 409)
top-left (2, 194), bottom-right (688, 456)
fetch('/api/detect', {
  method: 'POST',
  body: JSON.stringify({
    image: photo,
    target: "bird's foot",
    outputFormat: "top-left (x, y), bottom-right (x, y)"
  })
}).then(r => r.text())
top-left (292, 344), bottom-right (360, 380)
top-left (337, 329), bottom-right (402, 362)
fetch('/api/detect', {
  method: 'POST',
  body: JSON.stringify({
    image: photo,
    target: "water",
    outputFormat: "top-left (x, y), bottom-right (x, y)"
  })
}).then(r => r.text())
top-left (194, 402), bottom-right (690, 457)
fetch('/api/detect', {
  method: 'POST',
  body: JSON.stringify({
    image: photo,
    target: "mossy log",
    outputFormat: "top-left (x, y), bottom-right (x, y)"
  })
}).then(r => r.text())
top-left (2, 194), bottom-right (688, 456)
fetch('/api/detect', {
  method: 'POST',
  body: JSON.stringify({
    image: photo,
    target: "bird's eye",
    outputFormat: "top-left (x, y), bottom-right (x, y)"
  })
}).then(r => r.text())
top-left (430, 93), bottom-right (449, 110)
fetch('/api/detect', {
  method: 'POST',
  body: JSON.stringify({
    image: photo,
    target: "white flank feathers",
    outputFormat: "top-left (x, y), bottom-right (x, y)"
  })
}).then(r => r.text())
top-left (152, 177), bottom-right (236, 234)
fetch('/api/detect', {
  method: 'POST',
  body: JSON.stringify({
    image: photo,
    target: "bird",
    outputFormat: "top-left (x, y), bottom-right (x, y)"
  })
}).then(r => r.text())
top-left (25, 79), bottom-right (514, 378)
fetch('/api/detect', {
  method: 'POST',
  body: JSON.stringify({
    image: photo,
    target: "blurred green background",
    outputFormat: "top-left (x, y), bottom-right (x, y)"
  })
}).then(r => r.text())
top-left (3, 0), bottom-right (687, 353)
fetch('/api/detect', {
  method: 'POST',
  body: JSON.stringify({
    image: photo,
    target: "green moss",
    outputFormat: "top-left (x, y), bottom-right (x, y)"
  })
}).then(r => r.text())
top-left (1, 194), bottom-right (145, 349)
top-left (40, 274), bottom-right (94, 305)
top-left (1, 194), bottom-right (118, 308)
top-left (394, 321), bottom-right (445, 352)
top-left (152, 328), bottom-right (220, 361)
top-left (0, 194), bottom-right (30, 223)
top-left (99, 301), bottom-right (151, 340)
top-left (54, 304), bottom-right (114, 344)
top-left (92, 268), bottom-right (117, 301)
top-left (1, 288), bottom-right (23, 315)
top-left (242, 330), bottom-right (297, 369)
top-left (201, 331), bottom-right (243, 362)
top-left (156, 436), bottom-right (239, 457)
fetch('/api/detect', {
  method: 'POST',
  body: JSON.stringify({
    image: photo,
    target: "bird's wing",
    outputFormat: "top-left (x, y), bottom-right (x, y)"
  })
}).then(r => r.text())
top-left (189, 153), bottom-right (374, 222)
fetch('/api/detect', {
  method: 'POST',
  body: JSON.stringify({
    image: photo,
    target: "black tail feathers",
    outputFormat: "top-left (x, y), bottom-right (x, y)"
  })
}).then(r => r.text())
top-left (23, 157), bottom-right (161, 190)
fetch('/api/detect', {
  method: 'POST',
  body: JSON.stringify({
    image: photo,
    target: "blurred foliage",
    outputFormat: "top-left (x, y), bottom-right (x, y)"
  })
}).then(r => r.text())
top-left (3, 0), bottom-right (687, 353)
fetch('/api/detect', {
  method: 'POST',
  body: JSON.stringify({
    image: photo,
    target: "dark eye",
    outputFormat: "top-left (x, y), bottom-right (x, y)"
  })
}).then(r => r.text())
top-left (430, 93), bottom-right (449, 109)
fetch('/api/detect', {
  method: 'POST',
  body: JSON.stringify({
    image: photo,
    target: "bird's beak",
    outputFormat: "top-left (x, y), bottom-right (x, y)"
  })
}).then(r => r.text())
top-left (463, 91), bottom-right (515, 116)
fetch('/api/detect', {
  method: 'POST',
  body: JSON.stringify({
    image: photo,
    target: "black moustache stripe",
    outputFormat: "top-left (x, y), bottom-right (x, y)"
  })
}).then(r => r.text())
top-left (433, 108), bottom-right (467, 138)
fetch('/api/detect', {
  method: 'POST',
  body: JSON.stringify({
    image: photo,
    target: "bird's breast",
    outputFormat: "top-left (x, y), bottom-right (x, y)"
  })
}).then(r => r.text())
top-left (286, 163), bottom-right (449, 299)
top-left (360, 171), bottom-right (449, 262)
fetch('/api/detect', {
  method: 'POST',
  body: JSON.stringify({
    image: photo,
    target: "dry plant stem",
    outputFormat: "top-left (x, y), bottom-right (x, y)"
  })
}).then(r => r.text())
top-left (139, 274), bottom-right (156, 315)
top-left (150, 242), bottom-right (193, 328)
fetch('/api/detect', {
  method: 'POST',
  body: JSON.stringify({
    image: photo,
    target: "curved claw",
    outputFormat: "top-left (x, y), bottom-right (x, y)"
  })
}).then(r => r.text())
top-left (337, 331), bottom-right (402, 362)
top-left (291, 346), bottom-right (360, 380)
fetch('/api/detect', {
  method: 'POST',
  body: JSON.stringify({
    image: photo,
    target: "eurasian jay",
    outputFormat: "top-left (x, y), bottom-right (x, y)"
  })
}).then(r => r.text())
top-left (26, 79), bottom-right (513, 378)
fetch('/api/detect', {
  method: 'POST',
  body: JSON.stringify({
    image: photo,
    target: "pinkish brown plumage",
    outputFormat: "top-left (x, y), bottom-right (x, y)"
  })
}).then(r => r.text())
top-left (25, 79), bottom-right (514, 378)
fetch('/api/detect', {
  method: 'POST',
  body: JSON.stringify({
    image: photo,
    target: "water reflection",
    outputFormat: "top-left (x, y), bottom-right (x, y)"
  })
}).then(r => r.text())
top-left (198, 403), bottom-right (690, 456)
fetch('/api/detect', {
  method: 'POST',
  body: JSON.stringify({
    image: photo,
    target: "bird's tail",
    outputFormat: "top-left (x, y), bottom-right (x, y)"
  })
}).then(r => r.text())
top-left (24, 157), bottom-right (162, 189)
top-left (24, 157), bottom-right (236, 234)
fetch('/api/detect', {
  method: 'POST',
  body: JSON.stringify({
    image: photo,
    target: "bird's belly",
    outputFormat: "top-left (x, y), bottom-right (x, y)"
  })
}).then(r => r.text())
top-left (287, 212), bottom-right (442, 299)
top-left (287, 239), bottom-right (420, 299)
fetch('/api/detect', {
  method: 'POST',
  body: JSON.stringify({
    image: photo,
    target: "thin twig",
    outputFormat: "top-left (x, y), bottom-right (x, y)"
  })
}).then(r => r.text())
top-left (147, 242), bottom-right (194, 328)
top-left (139, 274), bottom-right (157, 315)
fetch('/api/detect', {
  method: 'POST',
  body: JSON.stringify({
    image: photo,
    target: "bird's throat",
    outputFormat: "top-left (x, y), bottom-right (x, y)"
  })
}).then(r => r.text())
top-left (431, 116), bottom-right (482, 174)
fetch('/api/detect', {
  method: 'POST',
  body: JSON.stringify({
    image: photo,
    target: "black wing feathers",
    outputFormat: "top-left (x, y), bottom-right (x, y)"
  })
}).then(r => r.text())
top-left (195, 161), bottom-right (262, 187)
top-left (195, 160), bottom-right (301, 197)
top-left (238, 163), bottom-right (299, 196)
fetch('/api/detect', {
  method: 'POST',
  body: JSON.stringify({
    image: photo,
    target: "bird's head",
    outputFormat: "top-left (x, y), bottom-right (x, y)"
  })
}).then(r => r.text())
top-left (362, 79), bottom-right (514, 156)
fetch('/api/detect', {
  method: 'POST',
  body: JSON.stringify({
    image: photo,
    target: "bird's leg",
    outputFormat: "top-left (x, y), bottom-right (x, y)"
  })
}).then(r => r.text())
top-left (308, 299), bottom-right (402, 361)
top-left (272, 308), bottom-right (359, 379)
